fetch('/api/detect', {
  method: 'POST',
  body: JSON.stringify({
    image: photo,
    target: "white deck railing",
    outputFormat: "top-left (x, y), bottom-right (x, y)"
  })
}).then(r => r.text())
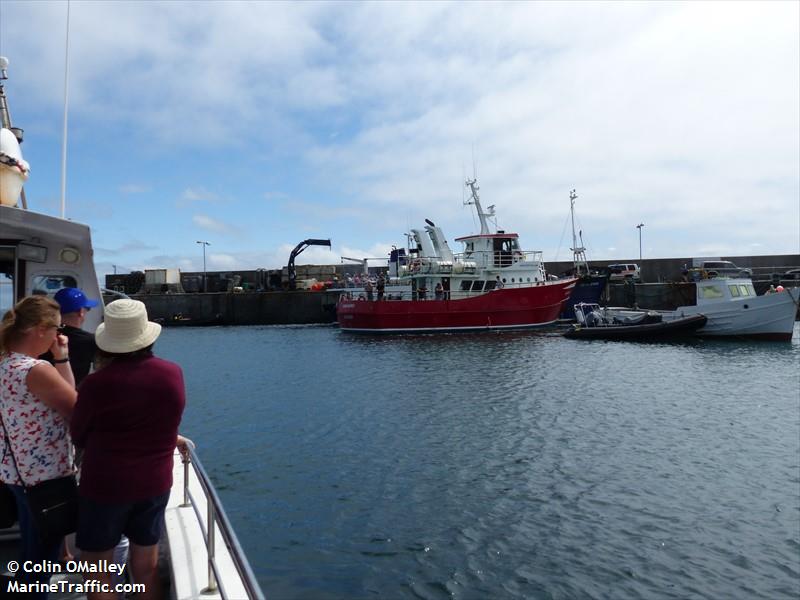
top-left (165, 443), bottom-right (264, 600)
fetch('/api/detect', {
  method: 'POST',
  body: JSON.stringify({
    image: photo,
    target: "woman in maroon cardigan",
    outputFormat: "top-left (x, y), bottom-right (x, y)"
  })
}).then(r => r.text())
top-left (71, 300), bottom-right (185, 600)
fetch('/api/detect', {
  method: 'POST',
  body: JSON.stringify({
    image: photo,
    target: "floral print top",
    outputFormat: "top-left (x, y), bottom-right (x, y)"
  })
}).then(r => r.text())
top-left (0, 352), bottom-right (74, 486)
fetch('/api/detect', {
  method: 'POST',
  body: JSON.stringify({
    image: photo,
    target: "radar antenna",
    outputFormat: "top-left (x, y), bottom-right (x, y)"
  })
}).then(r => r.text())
top-left (464, 178), bottom-right (496, 234)
top-left (569, 190), bottom-right (589, 275)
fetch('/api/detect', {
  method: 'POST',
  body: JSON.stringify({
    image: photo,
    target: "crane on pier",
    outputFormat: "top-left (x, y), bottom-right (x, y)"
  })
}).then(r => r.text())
top-left (287, 239), bottom-right (331, 290)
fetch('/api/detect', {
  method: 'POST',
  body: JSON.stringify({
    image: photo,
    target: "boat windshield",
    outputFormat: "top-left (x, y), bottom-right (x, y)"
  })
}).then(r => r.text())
top-left (0, 246), bottom-right (13, 316)
top-left (698, 284), bottom-right (725, 300)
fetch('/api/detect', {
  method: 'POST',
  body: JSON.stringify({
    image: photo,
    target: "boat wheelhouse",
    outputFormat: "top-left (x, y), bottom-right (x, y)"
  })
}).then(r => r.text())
top-left (337, 179), bottom-right (577, 333)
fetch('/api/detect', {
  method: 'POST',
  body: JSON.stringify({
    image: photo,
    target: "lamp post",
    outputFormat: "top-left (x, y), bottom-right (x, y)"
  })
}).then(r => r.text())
top-left (196, 241), bottom-right (210, 292)
top-left (636, 223), bottom-right (644, 261)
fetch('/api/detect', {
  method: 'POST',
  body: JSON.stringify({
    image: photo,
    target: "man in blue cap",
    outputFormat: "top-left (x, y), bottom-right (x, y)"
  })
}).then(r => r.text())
top-left (44, 287), bottom-right (99, 386)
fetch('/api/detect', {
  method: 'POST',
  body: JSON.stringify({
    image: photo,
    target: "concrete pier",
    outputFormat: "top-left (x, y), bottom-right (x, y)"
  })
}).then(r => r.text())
top-left (126, 290), bottom-right (340, 326)
top-left (110, 253), bottom-right (799, 326)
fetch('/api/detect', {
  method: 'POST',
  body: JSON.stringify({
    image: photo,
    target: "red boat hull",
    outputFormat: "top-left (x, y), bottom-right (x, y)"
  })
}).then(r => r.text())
top-left (337, 280), bottom-right (577, 333)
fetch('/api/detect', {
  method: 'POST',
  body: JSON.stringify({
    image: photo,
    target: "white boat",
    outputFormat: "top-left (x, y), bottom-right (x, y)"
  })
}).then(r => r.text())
top-left (608, 278), bottom-right (799, 341)
top-left (0, 56), bottom-right (263, 599)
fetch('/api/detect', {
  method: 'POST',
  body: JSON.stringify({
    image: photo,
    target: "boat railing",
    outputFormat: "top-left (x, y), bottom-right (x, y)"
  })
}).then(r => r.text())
top-left (338, 281), bottom-right (553, 303)
top-left (179, 440), bottom-right (264, 600)
top-left (452, 249), bottom-right (543, 269)
top-left (397, 251), bottom-right (544, 276)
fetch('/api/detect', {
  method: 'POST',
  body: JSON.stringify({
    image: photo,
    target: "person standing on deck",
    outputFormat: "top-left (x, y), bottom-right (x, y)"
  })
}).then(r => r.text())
top-left (71, 300), bottom-right (185, 600)
top-left (0, 296), bottom-right (77, 600)
top-left (39, 287), bottom-right (100, 566)
top-left (365, 278), bottom-right (374, 301)
top-left (376, 274), bottom-right (386, 300)
top-left (41, 287), bottom-right (98, 387)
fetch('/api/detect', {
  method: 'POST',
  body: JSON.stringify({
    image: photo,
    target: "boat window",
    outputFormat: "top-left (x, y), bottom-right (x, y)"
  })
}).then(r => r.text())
top-left (738, 284), bottom-right (751, 297)
top-left (698, 284), bottom-right (724, 300)
top-left (494, 238), bottom-right (514, 266)
top-left (471, 281), bottom-right (484, 291)
top-left (746, 284), bottom-right (756, 296)
top-left (0, 246), bottom-right (14, 317)
top-left (484, 280), bottom-right (496, 291)
top-left (728, 285), bottom-right (740, 297)
top-left (460, 280), bottom-right (474, 291)
top-left (32, 275), bottom-right (79, 297)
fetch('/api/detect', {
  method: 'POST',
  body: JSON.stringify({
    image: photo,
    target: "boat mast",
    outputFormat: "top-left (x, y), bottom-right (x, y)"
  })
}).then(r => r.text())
top-left (569, 189), bottom-right (588, 275)
top-left (0, 57), bottom-right (11, 130)
top-left (60, 0), bottom-right (72, 219)
top-left (465, 178), bottom-right (495, 234)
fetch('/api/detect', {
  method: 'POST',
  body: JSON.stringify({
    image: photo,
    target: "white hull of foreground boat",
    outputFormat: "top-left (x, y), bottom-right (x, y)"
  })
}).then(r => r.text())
top-left (662, 284), bottom-right (799, 340)
top-left (165, 450), bottom-right (252, 600)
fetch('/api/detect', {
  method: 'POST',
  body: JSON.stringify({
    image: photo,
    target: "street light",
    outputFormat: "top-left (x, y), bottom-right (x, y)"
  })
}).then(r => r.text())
top-left (636, 223), bottom-right (644, 261)
top-left (196, 241), bottom-right (210, 292)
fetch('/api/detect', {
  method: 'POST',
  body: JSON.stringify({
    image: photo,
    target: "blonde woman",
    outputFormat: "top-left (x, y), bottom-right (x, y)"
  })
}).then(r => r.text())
top-left (0, 295), bottom-right (77, 598)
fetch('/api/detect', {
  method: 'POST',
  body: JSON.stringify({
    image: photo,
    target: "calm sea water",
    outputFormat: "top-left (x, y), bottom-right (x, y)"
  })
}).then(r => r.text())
top-left (156, 324), bottom-right (800, 600)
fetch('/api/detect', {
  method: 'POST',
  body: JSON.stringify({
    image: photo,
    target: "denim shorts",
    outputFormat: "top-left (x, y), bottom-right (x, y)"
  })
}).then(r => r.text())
top-left (76, 492), bottom-right (170, 551)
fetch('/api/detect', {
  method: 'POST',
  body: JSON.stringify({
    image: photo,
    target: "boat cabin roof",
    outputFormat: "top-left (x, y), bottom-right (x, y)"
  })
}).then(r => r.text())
top-left (695, 278), bottom-right (757, 304)
top-left (455, 232), bottom-right (519, 242)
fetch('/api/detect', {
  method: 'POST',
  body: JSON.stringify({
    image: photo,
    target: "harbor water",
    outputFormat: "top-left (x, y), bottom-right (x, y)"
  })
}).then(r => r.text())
top-left (156, 324), bottom-right (800, 600)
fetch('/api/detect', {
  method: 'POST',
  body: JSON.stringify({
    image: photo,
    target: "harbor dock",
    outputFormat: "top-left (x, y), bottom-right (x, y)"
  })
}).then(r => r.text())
top-left (106, 254), bottom-right (799, 327)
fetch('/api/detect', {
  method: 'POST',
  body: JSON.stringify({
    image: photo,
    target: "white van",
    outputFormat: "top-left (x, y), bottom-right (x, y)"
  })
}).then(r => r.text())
top-left (607, 263), bottom-right (641, 281)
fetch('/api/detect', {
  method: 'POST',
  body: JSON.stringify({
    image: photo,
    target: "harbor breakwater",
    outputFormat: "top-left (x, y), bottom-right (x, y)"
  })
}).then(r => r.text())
top-left (114, 254), bottom-right (799, 326)
top-left (121, 279), bottom-right (799, 327)
top-left (126, 290), bottom-right (340, 326)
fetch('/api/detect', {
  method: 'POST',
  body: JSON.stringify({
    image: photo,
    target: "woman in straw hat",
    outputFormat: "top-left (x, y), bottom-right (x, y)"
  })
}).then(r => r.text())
top-left (0, 295), bottom-right (77, 597)
top-left (71, 299), bottom-right (185, 599)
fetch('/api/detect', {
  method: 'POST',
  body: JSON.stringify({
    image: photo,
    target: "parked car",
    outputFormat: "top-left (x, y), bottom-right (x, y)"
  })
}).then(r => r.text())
top-left (700, 261), bottom-right (752, 278)
top-left (607, 263), bottom-right (641, 281)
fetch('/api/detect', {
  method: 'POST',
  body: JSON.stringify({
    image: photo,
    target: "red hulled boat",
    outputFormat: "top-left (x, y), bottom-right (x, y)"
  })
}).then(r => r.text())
top-left (337, 179), bottom-right (577, 333)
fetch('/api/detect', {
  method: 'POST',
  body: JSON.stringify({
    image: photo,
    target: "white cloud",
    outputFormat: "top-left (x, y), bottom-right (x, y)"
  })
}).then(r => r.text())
top-left (192, 214), bottom-right (238, 235)
top-left (180, 187), bottom-right (220, 205)
top-left (3, 0), bottom-right (797, 266)
top-left (119, 183), bottom-right (150, 194)
top-left (207, 253), bottom-right (239, 270)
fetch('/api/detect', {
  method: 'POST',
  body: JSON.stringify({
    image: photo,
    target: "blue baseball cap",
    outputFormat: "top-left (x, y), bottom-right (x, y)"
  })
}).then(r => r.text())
top-left (54, 287), bottom-right (99, 314)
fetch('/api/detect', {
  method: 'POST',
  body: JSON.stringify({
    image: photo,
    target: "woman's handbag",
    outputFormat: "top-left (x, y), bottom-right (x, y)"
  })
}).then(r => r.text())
top-left (1, 414), bottom-right (78, 540)
top-left (0, 482), bottom-right (17, 528)
top-left (23, 474), bottom-right (79, 540)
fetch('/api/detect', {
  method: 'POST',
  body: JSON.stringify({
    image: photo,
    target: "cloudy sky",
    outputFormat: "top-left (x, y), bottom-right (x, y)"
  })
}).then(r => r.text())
top-left (1, 0), bottom-right (798, 278)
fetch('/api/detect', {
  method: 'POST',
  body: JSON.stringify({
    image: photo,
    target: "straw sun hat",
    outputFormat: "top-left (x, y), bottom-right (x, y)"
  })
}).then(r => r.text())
top-left (95, 299), bottom-right (161, 354)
